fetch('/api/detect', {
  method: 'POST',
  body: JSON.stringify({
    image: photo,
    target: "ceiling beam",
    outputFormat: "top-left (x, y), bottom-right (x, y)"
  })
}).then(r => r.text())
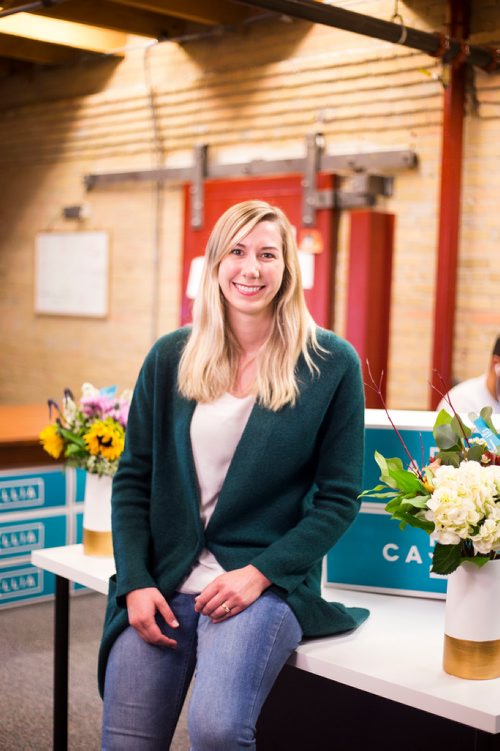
top-left (236, 0), bottom-right (499, 70)
top-left (108, 0), bottom-right (253, 27)
top-left (0, 12), bottom-right (127, 55)
top-left (0, 31), bottom-right (81, 64)
top-left (10, 0), bottom-right (201, 39)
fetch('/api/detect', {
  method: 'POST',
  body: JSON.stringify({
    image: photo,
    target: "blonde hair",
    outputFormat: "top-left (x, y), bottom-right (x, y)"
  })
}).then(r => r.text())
top-left (177, 200), bottom-right (321, 410)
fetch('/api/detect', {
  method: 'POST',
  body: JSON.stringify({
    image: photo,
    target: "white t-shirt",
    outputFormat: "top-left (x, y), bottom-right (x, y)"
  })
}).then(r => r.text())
top-left (178, 392), bottom-right (255, 595)
top-left (437, 375), bottom-right (500, 416)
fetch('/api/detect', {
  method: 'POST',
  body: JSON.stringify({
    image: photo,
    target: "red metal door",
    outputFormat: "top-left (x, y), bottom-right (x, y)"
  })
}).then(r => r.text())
top-left (180, 174), bottom-right (336, 328)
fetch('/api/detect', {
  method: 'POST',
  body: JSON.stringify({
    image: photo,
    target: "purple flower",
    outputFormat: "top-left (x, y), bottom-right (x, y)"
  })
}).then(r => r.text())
top-left (80, 394), bottom-right (115, 419)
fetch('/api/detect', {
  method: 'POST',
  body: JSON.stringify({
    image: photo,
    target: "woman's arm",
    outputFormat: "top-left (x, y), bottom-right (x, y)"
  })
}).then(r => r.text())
top-left (249, 349), bottom-right (365, 594)
top-left (111, 348), bottom-right (158, 601)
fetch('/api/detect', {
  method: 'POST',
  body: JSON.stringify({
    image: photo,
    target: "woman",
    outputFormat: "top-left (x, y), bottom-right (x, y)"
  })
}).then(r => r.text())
top-left (99, 200), bottom-right (369, 750)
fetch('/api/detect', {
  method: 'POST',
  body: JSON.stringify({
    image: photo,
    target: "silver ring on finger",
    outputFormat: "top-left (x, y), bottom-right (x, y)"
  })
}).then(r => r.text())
top-left (221, 602), bottom-right (231, 615)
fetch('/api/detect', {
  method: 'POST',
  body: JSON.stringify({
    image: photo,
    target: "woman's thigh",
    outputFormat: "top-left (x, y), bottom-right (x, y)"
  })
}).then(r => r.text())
top-left (188, 591), bottom-right (302, 751)
top-left (101, 592), bottom-right (199, 751)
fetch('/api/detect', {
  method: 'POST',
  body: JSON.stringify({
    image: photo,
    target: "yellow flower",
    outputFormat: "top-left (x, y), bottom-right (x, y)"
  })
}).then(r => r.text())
top-left (83, 419), bottom-right (124, 461)
top-left (40, 424), bottom-right (64, 459)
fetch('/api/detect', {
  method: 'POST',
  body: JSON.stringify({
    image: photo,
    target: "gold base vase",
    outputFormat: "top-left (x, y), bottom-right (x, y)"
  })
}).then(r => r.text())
top-left (443, 559), bottom-right (500, 680)
top-left (82, 473), bottom-right (113, 557)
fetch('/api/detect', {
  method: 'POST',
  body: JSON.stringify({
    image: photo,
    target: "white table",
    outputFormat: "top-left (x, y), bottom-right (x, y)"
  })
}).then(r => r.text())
top-left (31, 545), bottom-right (115, 751)
top-left (32, 545), bottom-right (500, 750)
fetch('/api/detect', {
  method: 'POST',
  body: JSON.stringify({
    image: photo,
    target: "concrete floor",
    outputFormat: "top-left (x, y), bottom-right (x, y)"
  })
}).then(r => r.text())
top-left (0, 591), bottom-right (190, 750)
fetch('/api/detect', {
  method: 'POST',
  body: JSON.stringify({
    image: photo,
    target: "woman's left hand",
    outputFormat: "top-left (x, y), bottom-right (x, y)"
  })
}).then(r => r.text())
top-left (194, 564), bottom-right (271, 622)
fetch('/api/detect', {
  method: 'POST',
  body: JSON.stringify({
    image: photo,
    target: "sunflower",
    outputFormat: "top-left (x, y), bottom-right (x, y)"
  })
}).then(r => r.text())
top-left (83, 418), bottom-right (125, 461)
top-left (39, 424), bottom-right (64, 459)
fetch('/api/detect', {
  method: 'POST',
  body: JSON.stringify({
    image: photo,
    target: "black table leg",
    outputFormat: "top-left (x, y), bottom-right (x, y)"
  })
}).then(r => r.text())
top-left (54, 575), bottom-right (69, 751)
top-left (475, 729), bottom-right (500, 750)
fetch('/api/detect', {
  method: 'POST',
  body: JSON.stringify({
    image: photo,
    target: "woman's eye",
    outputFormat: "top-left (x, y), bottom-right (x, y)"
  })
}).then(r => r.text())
top-left (230, 248), bottom-right (243, 256)
top-left (262, 252), bottom-right (275, 259)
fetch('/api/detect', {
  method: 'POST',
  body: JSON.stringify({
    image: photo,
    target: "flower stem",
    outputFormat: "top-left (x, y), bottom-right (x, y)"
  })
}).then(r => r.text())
top-left (364, 360), bottom-right (424, 481)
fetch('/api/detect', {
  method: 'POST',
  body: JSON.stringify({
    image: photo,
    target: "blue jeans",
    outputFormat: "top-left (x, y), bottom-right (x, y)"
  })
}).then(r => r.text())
top-left (101, 590), bottom-right (302, 750)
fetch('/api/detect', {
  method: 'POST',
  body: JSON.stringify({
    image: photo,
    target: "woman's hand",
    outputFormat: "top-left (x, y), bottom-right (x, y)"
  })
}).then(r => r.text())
top-left (194, 565), bottom-right (271, 623)
top-left (126, 587), bottom-right (179, 647)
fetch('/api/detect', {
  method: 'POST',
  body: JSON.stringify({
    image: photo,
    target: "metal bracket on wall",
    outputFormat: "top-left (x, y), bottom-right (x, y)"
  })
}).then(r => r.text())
top-left (190, 144), bottom-right (208, 230)
top-left (313, 173), bottom-right (394, 214)
top-left (84, 136), bottom-right (415, 229)
top-left (302, 133), bottom-right (325, 227)
top-left (302, 133), bottom-right (395, 225)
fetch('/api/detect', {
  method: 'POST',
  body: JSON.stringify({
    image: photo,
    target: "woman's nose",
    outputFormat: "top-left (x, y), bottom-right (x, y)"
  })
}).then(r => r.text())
top-left (242, 254), bottom-right (260, 277)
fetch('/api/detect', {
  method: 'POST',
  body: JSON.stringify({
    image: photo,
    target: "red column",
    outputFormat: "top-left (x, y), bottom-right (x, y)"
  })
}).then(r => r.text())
top-left (429, 0), bottom-right (470, 408)
top-left (345, 210), bottom-right (395, 407)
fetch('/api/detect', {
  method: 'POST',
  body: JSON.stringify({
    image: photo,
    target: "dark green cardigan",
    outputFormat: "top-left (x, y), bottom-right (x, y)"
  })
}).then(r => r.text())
top-left (98, 326), bottom-right (369, 695)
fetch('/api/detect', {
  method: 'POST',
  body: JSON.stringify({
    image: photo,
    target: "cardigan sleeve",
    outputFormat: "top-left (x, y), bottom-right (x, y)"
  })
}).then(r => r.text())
top-left (250, 346), bottom-right (365, 594)
top-left (111, 346), bottom-right (158, 602)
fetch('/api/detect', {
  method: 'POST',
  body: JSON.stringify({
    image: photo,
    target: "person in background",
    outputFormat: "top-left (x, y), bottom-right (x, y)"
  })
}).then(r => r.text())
top-left (99, 200), bottom-right (369, 750)
top-left (438, 335), bottom-right (500, 415)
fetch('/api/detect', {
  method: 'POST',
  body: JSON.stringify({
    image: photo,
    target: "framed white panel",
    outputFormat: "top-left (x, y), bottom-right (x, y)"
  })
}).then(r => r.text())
top-left (35, 231), bottom-right (109, 318)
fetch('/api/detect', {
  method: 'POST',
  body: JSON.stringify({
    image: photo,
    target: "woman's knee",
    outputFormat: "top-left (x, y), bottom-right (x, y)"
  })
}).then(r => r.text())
top-left (188, 694), bottom-right (254, 751)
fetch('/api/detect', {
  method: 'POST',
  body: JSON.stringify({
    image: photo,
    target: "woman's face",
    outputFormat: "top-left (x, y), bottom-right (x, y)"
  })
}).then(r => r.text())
top-left (217, 220), bottom-right (285, 324)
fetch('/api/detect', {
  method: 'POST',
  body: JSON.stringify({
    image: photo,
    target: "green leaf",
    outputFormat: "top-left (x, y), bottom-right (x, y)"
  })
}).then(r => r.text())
top-left (58, 426), bottom-right (87, 450)
top-left (480, 406), bottom-right (499, 437)
top-left (373, 452), bottom-right (401, 489)
top-left (384, 495), bottom-right (434, 533)
top-left (450, 414), bottom-right (471, 440)
top-left (467, 443), bottom-right (486, 463)
top-left (388, 468), bottom-right (427, 495)
top-left (385, 495), bottom-right (408, 513)
top-left (399, 494), bottom-right (430, 509)
top-left (462, 555), bottom-right (491, 569)
top-left (436, 450), bottom-right (461, 468)
top-left (360, 490), bottom-right (399, 499)
top-left (431, 543), bottom-right (462, 575)
top-left (359, 484), bottom-right (395, 498)
top-left (384, 456), bottom-right (405, 473)
top-left (433, 408), bottom-right (453, 428)
top-left (394, 511), bottom-right (434, 533)
top-left (66, 444), bottom-right (87, 457)
top-left (434, 424), bottom-right (461, 451)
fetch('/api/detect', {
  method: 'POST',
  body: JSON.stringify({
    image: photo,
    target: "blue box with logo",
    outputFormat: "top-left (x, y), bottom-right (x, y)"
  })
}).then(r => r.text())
top-left (325, 409), bottom-right (448, 598)
top-left (0, 466), bottom-right (66, 512)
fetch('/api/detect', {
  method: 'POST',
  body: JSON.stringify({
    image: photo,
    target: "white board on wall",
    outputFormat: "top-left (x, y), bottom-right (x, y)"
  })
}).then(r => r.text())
top-left (35, 231), bottom-right (109, 318)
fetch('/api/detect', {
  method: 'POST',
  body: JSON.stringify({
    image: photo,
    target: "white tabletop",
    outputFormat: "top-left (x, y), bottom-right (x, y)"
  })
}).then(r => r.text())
top-left (32, 544), bottom-right (115, 595)
top-left (32, 545), bottom-right (500, 734)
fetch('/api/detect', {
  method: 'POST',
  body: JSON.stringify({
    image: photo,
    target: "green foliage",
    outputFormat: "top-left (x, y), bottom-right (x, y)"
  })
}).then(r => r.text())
top-left (431, 543), bottom-right (491, 575)
top-left (480, 406), bottom-right (496, 434)
top-left (437, 450), bottom-right (461, 467)
top-left (467, 443), bottom-right (486, 463)
top-left (434, 423), bottom-right (461, 451)
top-left (360, 405), bottom-right (500, 576)
top-left (431, 543), bottom-right (462, 575)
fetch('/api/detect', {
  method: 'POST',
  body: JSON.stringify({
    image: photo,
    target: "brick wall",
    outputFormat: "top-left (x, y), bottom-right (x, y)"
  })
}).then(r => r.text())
top-left (0, 0), bottom-right (499, 408)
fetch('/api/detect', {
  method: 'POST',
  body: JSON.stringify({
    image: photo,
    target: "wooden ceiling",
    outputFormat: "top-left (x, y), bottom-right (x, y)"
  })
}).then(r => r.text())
top-left (0, 0), bottom-right (264, 69)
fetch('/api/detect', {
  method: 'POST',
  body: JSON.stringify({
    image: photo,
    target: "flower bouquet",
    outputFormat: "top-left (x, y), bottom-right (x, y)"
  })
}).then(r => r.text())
top-left (361, 406), bottom-right (500, 576)
top-left (40, 383), bottom-right (132, 557)
top-left (40, 383), bottom-right (132, 477)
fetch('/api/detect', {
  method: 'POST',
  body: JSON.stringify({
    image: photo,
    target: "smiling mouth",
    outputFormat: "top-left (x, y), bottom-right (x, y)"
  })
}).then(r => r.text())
top-left (233, 282), bottom-right (265, 296)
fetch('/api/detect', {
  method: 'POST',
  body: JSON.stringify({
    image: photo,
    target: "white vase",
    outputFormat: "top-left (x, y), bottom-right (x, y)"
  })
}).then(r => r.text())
top-left (82, 473), bottom-right (113, 557)
top-left (443, 559), bottom-right (500, 679)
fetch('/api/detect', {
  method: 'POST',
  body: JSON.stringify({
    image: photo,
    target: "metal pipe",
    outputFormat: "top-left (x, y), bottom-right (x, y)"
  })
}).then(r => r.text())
top-left (429, 0), bottom-right (470, 407)
top-left (0, 0), bottom-right (70, 18)
top-left (235, 0), bottom-right (498, 71)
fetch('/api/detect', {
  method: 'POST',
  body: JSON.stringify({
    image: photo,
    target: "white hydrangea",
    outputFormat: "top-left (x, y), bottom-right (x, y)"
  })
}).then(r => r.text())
top-left (425, 461), bottom-right (500, 550)
top-left (471, 512), bottom-right (500, 555)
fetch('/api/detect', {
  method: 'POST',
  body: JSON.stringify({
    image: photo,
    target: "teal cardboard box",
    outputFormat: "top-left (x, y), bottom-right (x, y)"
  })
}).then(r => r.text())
top-left (326, 409), bottom-right (447, 598)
